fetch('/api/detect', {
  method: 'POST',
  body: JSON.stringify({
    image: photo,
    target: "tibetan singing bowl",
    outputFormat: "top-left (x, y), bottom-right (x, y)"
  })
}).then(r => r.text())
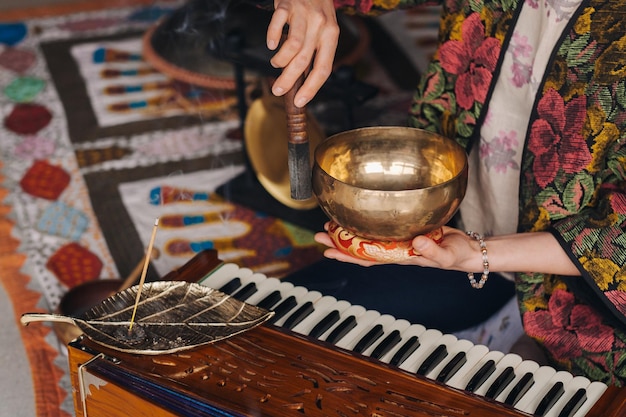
top-left (312, 126), bottom-right (468, 248)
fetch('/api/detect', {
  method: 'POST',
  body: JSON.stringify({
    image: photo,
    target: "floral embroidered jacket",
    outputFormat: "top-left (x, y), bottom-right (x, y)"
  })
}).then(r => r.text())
top-left (335, 0), bottom-right (626, 386)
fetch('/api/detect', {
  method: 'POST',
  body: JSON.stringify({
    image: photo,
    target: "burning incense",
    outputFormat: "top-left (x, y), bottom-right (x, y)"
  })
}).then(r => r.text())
top-left (128, 218), bottom-right (160, 333)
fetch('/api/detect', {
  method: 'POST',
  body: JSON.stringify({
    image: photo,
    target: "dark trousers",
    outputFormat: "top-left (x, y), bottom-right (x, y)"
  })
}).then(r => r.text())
top-left (283, 259), bottom-right (516, 334)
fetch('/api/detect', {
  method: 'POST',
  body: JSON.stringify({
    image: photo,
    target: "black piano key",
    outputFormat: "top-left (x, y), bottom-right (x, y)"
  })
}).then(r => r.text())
top-left (435, 351), bottom-right (467, 384)
top-left (282, 301), bottom-right (315, 330)
top-left (231, 282), bottom-right (257, 301)
top-left (416, 344), bottom-right (448, 376)
top-left (308, 310), bottom-right (341, 339)
top-left (389, 336), bottom-right (421, 367)
top-left (557, 388), bottom-right (587, 417)
top-left (218, 277), bottom-right (241, 294)
top-left (504, 372), bottom-right (535, 406)
top-left (353, 324), bottom-right (385, 354)
top-left (370, 330), bottom-right (402, 360)
top-left (256, 290), bottom-right (283, 310)
top-left (534, 381), bottom-right (565, 416)
top-left (465, 359), bottom-right (496, 392)
top-left (485, 366), bottom-right (515, 399)
top-left (325, 316), bottom-right (358, 344)
top-left (268, 296), bottom-right (298, 324)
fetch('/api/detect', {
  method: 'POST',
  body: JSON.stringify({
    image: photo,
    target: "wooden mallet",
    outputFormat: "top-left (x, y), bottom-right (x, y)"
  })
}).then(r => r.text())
top-left (284, 73), bottom-right (312, 201)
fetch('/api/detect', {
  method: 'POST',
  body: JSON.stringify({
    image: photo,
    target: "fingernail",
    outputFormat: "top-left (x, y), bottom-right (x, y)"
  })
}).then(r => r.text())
top-left (295, 97), bottom-right (308, 107)
top-left (267, 40), bottom-right (276, 50)
top-left (273, 86), bottom-right (284, 96)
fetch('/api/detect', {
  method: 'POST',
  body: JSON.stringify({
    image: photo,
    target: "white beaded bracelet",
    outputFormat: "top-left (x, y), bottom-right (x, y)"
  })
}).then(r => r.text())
top-left (466, 231), bottom-right (489, 289)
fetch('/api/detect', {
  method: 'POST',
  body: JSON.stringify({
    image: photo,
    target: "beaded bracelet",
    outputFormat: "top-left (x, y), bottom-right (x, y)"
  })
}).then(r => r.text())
top-left (466, 231), bottom-right (489, 289)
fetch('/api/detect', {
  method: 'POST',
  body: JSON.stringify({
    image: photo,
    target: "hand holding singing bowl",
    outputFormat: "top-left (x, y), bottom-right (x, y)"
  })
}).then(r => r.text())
top-left (312, 126), bottom-right (468, 262)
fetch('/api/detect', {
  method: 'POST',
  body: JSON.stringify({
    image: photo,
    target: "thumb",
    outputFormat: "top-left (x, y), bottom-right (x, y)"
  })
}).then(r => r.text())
top-left (412, 235), bottom-right (436, 256)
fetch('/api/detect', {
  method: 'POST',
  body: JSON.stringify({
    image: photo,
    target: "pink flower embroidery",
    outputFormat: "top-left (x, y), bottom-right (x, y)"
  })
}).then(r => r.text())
top-left (606, 290), bottom-right (626, 316)
top-left (524, 289), bottom-right (615, 360)
top-left (608, 185), bottom-right (626, 214)
top-left (528, 89), bottom-right (592, 188)
top-left (480, 130), bottom-right (520, 173)
top-left (509, 32), bottom-right (533, 87)
top-left (438, 13), bottom-right (501, 110)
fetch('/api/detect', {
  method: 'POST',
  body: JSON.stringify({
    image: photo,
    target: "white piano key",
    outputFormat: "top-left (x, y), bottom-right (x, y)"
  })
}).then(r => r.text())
top-left (513, 366), bottom-right (558, 412)
top-left (571, 381), bottom-right (608, 417)
top-left (427, 338), bottom-right (475, 381)
top-left (243, 278), bottom-right (287, 306)
top-left (413, 334), bottom-right (458, 377)
top-left (517, 370), bottom-right (574, 415)
top-left (259, 283), bottom-right (303, 313)
top-left (379, 323), bottom-right (427, 365)
top-left (543, 376), bottom-right (591, 417)
top-left (333, 310), bottom-right (382, 349)
top-left (362, 318), bottom-right (412, 358)
top-left (291, 298), bottom-right (351, 336)
top-left (343, 314), bottom-right (398, 353)
top-left (319, 304), bottom-right (368, 342)
top-left (229, 272), bottom-right (269, 296)
top-left (279, 290), bottom-right (326, 329)
top-left (494, 359), bottom-right (540, 403)
top-left (196, 262), bottom-right (241, 285)
top-left (215, 267), bottom-right (254, 290)
top-left (198, 263), bottom-right (244, 288)
top-left (397, 328), bottom-right (445, 372)
top-left (232, 274), bottom-right (278, 304)
top-left (472, 353), bottom-right (523, 397)
top-left (199, 263), bottom-right (253, 290)
top-left (271, 287), bottom-right (320, 327)
top-left (445, 344), bottom-right (491, 389)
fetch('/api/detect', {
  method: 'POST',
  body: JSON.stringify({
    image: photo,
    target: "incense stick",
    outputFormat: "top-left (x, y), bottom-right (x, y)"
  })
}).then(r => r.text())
top-left (128, 218), bottom-right (159, 333)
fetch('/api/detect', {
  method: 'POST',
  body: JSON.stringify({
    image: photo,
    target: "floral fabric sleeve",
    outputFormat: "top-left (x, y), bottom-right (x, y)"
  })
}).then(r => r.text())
top-left (549, 150), bottom-right (626, 323)
top-left (517, 0), bottom-right (626, 385)
top-left (519, 1), bottom-right (626, 328)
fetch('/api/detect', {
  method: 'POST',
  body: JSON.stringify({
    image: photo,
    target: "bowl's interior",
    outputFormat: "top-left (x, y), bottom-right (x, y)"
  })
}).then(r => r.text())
top-left (315, 129), bottom-right (466, 192)
top-left (312, 127), bottom-right (468, 241)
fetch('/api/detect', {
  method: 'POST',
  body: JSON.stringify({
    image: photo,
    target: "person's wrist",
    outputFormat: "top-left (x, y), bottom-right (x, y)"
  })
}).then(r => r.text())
top-left (465, 231), bottom-right (489, 289)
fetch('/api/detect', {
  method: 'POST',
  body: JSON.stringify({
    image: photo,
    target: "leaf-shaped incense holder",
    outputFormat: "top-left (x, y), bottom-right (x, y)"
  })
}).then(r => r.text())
top-left (21, 281), bottom-right (274, 355)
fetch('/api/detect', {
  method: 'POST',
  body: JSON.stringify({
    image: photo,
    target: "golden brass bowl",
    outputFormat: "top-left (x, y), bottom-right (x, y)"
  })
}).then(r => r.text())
top-left (312, 126), bottom-right (468, 242)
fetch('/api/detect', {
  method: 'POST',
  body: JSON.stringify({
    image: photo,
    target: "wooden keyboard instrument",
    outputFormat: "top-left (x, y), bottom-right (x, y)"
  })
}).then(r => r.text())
top-left (67, 250), bottom-right (626, 417)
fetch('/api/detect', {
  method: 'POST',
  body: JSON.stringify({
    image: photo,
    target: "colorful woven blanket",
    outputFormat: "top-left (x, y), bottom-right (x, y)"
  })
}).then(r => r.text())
top-left (0, 2), bottom-right (440, 416)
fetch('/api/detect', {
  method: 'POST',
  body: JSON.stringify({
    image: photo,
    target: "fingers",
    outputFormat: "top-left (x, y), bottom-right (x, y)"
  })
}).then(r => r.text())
top-left (273, 39), bottom-right (335, 108)
top-left (267, 0), bottom-right (339, 107)
top-left (266, 7), bottom-right (288, 51)
top-left (326, 250), bottom-right (378, 267)
top-left (412, 234), bottom-right (440, 257)
top-left (411, 227), bottom-right (471, 270)
top-left (314, 231), bottom-right (334, 247)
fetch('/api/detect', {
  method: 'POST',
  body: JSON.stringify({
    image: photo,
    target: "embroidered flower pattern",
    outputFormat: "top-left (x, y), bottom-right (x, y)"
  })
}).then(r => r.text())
top-left (509, 31), bottom-right (533, 87)
top-left (606, 291), bottom-right (626, 316)
top-left (438, 13), bottom-right (501, 110)
top-left (480, 129), bottom-right (520, 173)
top-left (524, 289), bottom-right (616, 360)
top-left (527, 88), bottom-right (592, 188)
top-left (405, 0), bottom-right (626, 386)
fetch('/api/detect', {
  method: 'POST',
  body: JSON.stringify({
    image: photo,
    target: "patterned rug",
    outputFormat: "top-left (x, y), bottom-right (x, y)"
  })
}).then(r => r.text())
top-left (0, 2), bottom-right (440, 416)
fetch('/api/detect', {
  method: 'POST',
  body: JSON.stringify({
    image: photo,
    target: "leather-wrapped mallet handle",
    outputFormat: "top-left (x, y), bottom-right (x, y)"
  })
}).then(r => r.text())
top-left (284, 74), bottom-right (312, 200)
